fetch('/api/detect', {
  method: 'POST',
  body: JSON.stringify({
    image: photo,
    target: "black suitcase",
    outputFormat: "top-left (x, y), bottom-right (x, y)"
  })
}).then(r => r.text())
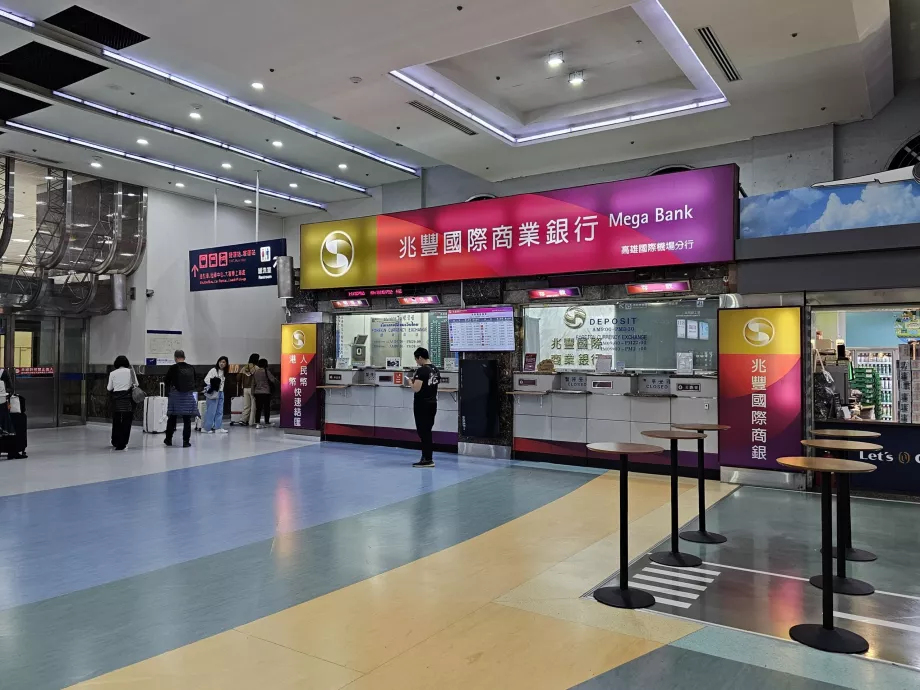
top-left (0, 395), bottom-right (27, 458)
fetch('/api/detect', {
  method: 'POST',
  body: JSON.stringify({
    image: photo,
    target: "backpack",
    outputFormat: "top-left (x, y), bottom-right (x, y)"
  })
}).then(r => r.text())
top-left (209, 376), bottom-right (222, 393)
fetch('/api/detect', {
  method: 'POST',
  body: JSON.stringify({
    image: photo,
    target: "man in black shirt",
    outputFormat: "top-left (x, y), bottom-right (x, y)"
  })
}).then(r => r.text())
top-left (410, 347), bottom-right (439, 468)
top-left (163, 350), bottom-right (198, 447)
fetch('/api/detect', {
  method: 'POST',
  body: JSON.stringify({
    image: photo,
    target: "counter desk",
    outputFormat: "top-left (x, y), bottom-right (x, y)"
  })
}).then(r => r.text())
top-left (511, 372), bottom-right (719, 470)
top-left (322, 369), bottom-right (459, 447)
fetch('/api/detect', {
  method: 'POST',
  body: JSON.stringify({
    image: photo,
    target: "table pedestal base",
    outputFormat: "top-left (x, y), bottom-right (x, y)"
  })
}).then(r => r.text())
top-left (594, 586), bottom-right (655, 610)
top-left (650, 551), bottom-right (703, 568)
top-left (680, 530), bottom-right (727, 544)
top-left (828, 546), bottom-right (877, 562)
top-left (809, 574), bottom-right (875, 596)
top-left (789, 624), bottom-right (869, 654)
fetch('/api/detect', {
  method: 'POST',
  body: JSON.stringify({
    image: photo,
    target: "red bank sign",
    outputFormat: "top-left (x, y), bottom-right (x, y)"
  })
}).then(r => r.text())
top-left (300, 165), bottom-right (738, 289)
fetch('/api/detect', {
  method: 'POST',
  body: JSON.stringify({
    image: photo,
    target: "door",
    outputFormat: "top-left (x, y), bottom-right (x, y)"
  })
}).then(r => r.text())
top-left (60, 318), bottom-right (87, 425)
top-left (11, 317), bottom-right (58, 428)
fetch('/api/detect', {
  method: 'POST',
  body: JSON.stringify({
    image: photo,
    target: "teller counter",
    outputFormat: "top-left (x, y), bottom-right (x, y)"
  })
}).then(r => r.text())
top-left (511, 372), bottom-right (720, 470)
top-left (321, 369), bottom-right (459, 446)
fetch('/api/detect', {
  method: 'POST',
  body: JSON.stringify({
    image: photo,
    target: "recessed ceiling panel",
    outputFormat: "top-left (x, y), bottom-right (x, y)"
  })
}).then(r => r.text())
top-left (0, 42), bottom-right (107, 91)
top-left (45, 5), bottom-right (150, 50)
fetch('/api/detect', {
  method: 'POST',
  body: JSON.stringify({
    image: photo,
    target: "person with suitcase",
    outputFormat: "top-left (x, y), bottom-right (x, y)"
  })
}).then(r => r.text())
top-left (107, 355), bottom-right (135, 450)
top-left (0, 367), bottom-right (16, 438)
top-left (163, 350), bottom-right (197, 447)
top-left (202, 356), bottom-right (229, 434)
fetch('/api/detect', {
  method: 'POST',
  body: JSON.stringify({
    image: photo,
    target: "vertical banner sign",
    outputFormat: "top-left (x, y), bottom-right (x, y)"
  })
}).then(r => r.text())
top-left (281, 324), bottom-right (319, 430)
top-left (719, 308), bottom-right (802, 470)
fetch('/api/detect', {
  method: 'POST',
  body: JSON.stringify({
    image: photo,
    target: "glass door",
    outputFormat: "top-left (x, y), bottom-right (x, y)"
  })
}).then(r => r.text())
top-left (11, 317), bottom-right (58, 428)
top-left (60, 318), bottom-right (87, 425)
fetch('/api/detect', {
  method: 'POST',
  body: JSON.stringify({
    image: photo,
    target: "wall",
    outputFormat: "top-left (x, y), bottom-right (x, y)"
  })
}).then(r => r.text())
top-left (90, 189), bottom-right (285, 365)
top-left (843, 310), bottom-right (904, 348)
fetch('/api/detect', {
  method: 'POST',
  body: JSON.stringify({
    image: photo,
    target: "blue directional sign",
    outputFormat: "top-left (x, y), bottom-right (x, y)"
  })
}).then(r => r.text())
top-left (189, 238), bottom-right (287, 291)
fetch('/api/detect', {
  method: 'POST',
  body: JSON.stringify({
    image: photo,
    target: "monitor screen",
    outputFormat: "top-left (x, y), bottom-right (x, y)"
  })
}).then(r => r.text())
top-left (448, 306), bottom-right (515, 352)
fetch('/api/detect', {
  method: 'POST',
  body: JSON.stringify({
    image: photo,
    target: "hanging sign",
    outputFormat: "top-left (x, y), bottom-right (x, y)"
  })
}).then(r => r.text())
top-left (189, 238), bottom-right (286, 291)
top-left (718, 307), bottom-right (802, 470)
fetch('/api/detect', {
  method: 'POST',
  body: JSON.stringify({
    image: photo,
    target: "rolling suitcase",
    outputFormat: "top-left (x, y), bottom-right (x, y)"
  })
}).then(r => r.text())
top-left (229, 390), bottom-right (244, 425)
top-left (0, 394), bottom-right (27, 458)
top-left (195, 398), bottom-right (208, 431)
top-left (143, 383), bottom-right (168, 433)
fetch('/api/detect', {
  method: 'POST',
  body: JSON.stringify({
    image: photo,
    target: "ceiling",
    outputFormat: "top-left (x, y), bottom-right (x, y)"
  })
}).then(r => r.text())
top-left (0, 0), bottom-right (907, 194)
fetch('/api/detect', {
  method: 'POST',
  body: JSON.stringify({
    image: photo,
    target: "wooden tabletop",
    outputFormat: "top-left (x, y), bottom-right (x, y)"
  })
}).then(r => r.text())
top-left (777, 456), bottom-right (877, 474)
top-left (673, 423), bottom-right (731, 432)
top-left (812, 429), bottom-right (881, 439)
top-left (642, 429), bottom-right (707, 440)
top-left (800, 439), bottom-right (882, 452)
top-left (587, 442), bottom-right (663, 455)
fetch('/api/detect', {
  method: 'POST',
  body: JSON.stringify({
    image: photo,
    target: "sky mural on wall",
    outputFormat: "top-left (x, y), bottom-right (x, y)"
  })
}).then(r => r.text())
top-left (740, 180), bottom-right (920, 238)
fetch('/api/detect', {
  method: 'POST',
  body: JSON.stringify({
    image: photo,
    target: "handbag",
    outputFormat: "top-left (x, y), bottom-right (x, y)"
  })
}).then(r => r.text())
top-left (130, 369), bottom-right (146, 405)
top-left (9, 395), bottom-right (21, 414)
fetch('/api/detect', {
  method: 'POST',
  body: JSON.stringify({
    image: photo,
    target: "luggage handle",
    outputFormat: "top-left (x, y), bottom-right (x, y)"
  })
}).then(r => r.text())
top-left (159, 382), bottom-right (165, 397)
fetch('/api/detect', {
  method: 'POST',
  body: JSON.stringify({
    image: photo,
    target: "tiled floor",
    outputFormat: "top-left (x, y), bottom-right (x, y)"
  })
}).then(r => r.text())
top-left (1, 427), bottom-right (918, 689)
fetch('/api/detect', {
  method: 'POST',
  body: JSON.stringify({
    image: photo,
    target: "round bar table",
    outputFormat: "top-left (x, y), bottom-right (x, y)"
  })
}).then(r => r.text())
top-left (802, 438), bottom-right (882, 593)
top-left (777, 456), bottom-right (875, 654)
top-left (642, 429), bottom-right (707, 568)
top-left (587, 442), bottom-right (664, 609)
top-left (672, 423), bottom-right (731, 544)
top-left (811, 429), bottom-right (882, 563)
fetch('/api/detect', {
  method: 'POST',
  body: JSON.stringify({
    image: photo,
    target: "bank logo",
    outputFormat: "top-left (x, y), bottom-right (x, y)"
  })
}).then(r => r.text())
top-left (743, 317), bottom-right (774, 346)
top-left (292, 329), bottom-right (305, 350)
top-left (320, 230), bottom-right (354, 278)
top-left (564, 306), bottom-right (587, 329)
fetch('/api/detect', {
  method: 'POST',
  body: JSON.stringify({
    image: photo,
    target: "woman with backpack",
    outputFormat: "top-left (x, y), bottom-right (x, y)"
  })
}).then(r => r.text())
top-left (107, 355), bottom-right (135, 450)
top-left (251, 358), bottom-right (276, 429)
top-left (203, 356), bottom-right (229, 434)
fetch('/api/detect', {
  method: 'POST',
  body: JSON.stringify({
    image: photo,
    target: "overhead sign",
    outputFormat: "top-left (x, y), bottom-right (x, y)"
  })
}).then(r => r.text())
top-left (719, 307), bottom-right (802, 470)
top-left (626, 280), bottom-right (691, 295)
top-left (189, 238), bottom-right (286, 291)
top-left (332, 298), bottom-right (370, 308)
top-left (529, 287), bottom-right (582, 299)
top-left (280, 324), bottom-right (319, 430)
top-left (301, 165), bottom-right (738, 289)
top-left (396, 295), bottom-right (440, 305)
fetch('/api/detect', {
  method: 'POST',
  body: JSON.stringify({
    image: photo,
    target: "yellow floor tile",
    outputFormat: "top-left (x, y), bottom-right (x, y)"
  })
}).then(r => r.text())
top-left (68, 629), bottom-right (363, 690)
top-left (342, 603), bottom-right (661, 690)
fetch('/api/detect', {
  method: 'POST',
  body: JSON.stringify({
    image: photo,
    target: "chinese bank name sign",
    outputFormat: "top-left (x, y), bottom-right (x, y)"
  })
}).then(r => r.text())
top-left (719, 308), bottom-right (802, 470)
top-left (189, 238), bottom-right (286, 292)
top-left (300, 165), bottom-right (738, 289)
top-left (280, 324), bottom-right (319, 430)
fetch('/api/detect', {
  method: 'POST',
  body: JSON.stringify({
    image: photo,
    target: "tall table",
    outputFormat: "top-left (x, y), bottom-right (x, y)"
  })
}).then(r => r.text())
top-left (777, 456), bottom-right (875, 654)
top-left (801, 438), bottom-right (881, 596)
top-left (642, 429), bottom-right (707, 568)
top-left (811, 429), bottom-right (882, 562)
top-left (587, 442), bottom-right (664, 609)
top-left (672, 423), bottom-right (731, 544)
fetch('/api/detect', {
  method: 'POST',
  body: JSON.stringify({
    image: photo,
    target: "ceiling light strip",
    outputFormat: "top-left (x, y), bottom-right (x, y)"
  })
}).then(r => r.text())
top-left (51, 90), bottom-right (366, 194)
top-left (93, 49), bottom-right (416, 176)
top-left (3, 120), bottom-right (325, 209)
top-left (0, 7), bottom-right (34, 27)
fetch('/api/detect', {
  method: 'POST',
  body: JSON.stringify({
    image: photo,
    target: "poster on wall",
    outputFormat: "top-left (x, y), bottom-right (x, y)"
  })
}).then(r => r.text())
top-left (719, 308), bottom-right (802, 470)
top-left (280, 324), bottom-right (320, 430)
top-left (301, 165), bottom-right (738, 289)
top-left (146, 330), bottom-right (183, 366)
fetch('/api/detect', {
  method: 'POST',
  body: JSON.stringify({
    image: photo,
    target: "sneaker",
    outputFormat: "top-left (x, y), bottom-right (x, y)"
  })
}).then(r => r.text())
top-left (207, 430), bottom-right (215, 434)
top-left (183, 442), bottom-right (192, 448)
top-left (413, 458), bottom-right (435, 468)
top-left (164, 438), bottom-right (172, 447)
top-left (217, 429), bottom-right (228, 434)
top-left (255, 424), bottom-right (263, 429)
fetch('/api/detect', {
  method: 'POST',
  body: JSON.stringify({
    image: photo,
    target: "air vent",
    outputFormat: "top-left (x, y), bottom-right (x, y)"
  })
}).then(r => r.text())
top-left (408, 101), bottom-right (477, 135)
top-left (46, 6), bottom-right (149, 51)
top-left (696, 27), bottom-right (741, 82)
top-left (888, 132), bottom-right (920, 170)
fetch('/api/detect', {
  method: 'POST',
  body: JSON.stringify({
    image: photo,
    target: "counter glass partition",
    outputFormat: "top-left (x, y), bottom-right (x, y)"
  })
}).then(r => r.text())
top-left (334, 311), bottom-right (454, 368)
top-left (522, 298), bottom-right (719, 372)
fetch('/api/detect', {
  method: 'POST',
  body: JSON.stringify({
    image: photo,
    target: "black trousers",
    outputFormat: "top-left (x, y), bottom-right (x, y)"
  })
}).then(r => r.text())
top-left (254, 394), bottom-right (271, 425)
top-left (413, 401), bottom-right (437, 460)
top-left (111, 410), bottom-right (133, 449)
top-left (166, 414), bottom-right (193, 445)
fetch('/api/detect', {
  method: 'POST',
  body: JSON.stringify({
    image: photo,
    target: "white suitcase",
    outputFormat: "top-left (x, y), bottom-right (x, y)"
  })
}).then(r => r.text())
top-left (143, 384), bottom-right (168, 433)
top-left (229, 395), bottom-right (244, 425)
top-left (195, 398), bottom-right (208, 431)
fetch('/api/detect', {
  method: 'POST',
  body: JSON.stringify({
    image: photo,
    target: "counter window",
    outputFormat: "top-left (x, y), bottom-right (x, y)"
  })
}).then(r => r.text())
top-left (523, 298), bottom-right (719, 372)
top-left (335, 311), bottom-right (454, 368)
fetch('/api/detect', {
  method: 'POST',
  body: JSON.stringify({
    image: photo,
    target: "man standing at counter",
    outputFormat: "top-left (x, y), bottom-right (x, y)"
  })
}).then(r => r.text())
top-left (411, 347), bottom-right (440, 468)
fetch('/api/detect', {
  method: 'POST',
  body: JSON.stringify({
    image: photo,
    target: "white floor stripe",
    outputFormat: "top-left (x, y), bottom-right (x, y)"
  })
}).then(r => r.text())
top-left (646, 561), bottom-right (722, 577)
top-left (643, 566), bottom-right (714, 583)
top-left (650, 596), bottom-right (692, 609)
top-left (834, 611), bottom-right (920, 635)
top-left (627, 581), bottom-right (699, 599)
top-left (701, 561), bottom-right (809, 582)
top-left (635, 573), bottom-right (707, 591)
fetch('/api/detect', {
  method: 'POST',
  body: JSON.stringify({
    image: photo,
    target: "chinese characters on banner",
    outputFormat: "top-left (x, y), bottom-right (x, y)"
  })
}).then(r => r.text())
top-left (280, 324), bottom-right (320, 430)
top-left (300, 165), bottom-right (738, 290)
top-left (189, 238), bottom-right (286, 292)
top-left (718, 308), bottom-right (802, 470)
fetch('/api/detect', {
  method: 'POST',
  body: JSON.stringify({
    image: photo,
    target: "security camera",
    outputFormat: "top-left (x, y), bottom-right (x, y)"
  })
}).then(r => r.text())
top-left (145, 289), bottom-right (154, 298)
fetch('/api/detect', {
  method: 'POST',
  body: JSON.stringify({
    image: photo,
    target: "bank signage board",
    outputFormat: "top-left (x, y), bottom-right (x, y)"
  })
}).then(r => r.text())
top-left (280, 324), bottom-right (319, 431)
top-left (189, 238), bottom-right (286, 292)
top-left (301, 165), bottom-right (737, 289)
top-left (718, 307), bottom-right (803, 470)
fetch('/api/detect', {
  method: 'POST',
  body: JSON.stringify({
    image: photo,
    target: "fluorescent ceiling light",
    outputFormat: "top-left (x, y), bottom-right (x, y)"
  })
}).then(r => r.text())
top-left (338, 163), bottom-right (348, 170)
top-left (272, 140), bottom-right (283, 148)
top-left (169, 76), bottom-right (227, 101)
top-left (102, 49), bottom-right (170, 79)
top-left (251, 82), bottom-right (264, 90)
top-left (11, 213), bottom-right (24, 219)
top-left (11, 238), bottom-right (29, 242)
top-left (136, 138), bottom-right (149, 145)
top-left (175, 182), bottom-right (185, 188)
top-left (44, 175), bottom-right (54, 180)
top-left (547, 51), bottom-right (564, 68)
top-left (2, 120), bottom-right (325, 209)
top-left (221, 162), bottom-right (232, 169)
top-left (0, 8), bottom-right (34, 26)
top-left (189, 111), bottom-right (202, 120)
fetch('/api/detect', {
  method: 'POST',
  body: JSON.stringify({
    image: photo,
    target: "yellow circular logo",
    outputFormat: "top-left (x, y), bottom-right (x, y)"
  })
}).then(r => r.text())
top-left (320, 230), bottom-right (354, 277)
top-left (743, 317), bottom-right (774, 347)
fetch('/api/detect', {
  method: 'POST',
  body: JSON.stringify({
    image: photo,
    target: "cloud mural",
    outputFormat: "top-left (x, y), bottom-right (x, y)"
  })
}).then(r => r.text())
top-left (740, 180), bottom-right (920, 238)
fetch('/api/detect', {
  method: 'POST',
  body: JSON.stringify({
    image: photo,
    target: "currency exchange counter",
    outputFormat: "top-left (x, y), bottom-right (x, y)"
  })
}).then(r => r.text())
top-left (321, 368), bottom-right (459, 447)
top-left (510, 372), bottom-right (719, 470)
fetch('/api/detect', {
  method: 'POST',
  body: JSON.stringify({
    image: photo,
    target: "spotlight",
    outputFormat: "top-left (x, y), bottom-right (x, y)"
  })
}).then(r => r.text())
top-left (547, 51), bottom-right (564, 68)
top-left (176, 182), bottom-right (185, 188)
top-left (272, 140), bottom-right (283, 148)
top-left (189, 111), bottom-right (202, 120)
top-left (136, 138), bottom-right (149, 145)
top-left (221, 162), bottom-right (232, 169)
top-left (338, 163), bottom-right (348, 170)
top-left (251, 82), bottom-right (264, 90)
top-left (568, 71), bottom-right (584, 86)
